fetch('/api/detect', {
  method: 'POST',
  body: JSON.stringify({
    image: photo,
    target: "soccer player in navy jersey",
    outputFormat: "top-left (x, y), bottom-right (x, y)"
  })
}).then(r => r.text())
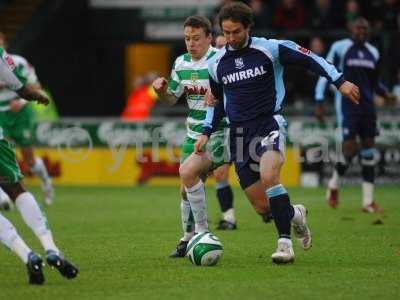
top-left (195, 2), bottom-right (360, 264)
top-left (315, 17), bottom-right (393, 213)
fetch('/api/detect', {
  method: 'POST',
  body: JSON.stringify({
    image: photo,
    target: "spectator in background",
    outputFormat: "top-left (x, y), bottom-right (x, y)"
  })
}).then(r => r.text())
top-left (308, 0), bottom-right (337, 30)
top-left (292, 36), bottom-right (327, 107)
top-left (345, 0), bottom-right (361, 29)
top-left (378, 0), bottom-right (400, 31)
top-left (309, 36), bottom-right (325, 56)
top-left (274, 0), bottom-right (305, 30)
top-left (248, 0), bottom-right (272, 29)
top-left (121, 72), bottom-right (158, 121)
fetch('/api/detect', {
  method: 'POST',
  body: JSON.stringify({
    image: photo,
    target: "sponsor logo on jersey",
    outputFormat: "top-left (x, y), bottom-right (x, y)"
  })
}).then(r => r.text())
top-left (222, 66), bottom-right (267, 84)
top-left (191, 72), bottom-right (198, 83)
top-left (235, 57), bottom-right (245, 69)
top-left (346, 58), bottom-right (375, 69)
top-left (298, 46), bottom-right (311, 55)
top-left (184, 85), bottom-right (207, 96)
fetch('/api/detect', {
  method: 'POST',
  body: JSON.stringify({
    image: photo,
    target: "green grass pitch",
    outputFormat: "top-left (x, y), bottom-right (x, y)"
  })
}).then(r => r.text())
top-left (0, 185), bottom-right (399, 300)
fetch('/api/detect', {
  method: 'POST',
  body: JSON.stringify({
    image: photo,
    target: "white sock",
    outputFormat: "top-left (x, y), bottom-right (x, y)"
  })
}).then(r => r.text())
top-left (291, 205), bottom-right (303, 225)
top-left (362, 181), bottom-right (374, 207)
top-left (0, 213), bottom-right (31, 263)
top-left (31, 157), bottom-right (51, 185)
top-left (185, 180), bottom-right (208, 233)
top-left (180, 199), bottom-right (194, 241)
top-left (328, 170), bottom-right (340, 190)
top-left (223, 208), bottom-right (236, 224)
top-left (278, 237), bottom-right (293, 247)
top-left (15, 192), bottom-right (59, 253)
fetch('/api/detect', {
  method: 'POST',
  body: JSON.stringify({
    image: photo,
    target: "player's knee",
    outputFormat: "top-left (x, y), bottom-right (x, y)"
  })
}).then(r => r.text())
top-left (213, 168), bottom-right (228, 182)
top-left (343, 141), bottom-right (358, 158)
top-left (260, 172), bottom-right (279, 189)
top-left (2, 183), bottom-right (26, 202)
top-left (179, 163), bottom-right (195, 182)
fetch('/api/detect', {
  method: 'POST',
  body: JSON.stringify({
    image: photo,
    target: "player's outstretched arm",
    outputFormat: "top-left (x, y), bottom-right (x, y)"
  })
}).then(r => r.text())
top-left (152, 77), bottom-right (177, 105)
top-left (16, 84), bottom-right (49, 105)
top-left (338, 81), bottom-right (360, 105)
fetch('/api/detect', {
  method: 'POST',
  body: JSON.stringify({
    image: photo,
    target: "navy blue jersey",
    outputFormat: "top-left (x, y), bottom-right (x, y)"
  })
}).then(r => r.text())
top-left (315, 38), bottom-right (387, 118)
top-left (203, 37), bottom-right (344, 136)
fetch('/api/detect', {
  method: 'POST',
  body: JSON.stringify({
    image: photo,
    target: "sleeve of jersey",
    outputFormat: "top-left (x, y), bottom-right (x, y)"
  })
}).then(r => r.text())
top-left (23, 61), bottom-right (39, 84)
top-left (201, 59), bottom-right (225, 137)
top-left (279, 40), bottom-right (345, 89)
top-left (167, 60), bottom-right (184, 98)
top-left (314, 44), bottom-right (338, 102)
top-left (0, 50), bottom-right (26, 90)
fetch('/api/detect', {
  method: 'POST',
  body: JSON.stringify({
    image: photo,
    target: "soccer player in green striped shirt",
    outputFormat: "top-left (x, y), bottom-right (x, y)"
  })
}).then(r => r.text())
top-left (0, 47), bottom-right (78, 284)
top-left (0, 32), bottom-right (54, 208)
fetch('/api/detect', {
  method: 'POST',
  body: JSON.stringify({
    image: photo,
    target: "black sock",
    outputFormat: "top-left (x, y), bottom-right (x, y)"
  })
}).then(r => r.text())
top-left (266, 185), bottom-right (294, 239)
top-left (336, 161), bottom-right (349, 176)
top-left (216, 185), bottom-right (233, 213)
top-left (361, 149), bottom-right (376, 183)
top-left (186, 210), bottom-right (194, 233)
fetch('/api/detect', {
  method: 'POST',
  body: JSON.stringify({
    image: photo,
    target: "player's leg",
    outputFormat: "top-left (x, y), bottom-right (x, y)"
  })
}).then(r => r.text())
top-left (327, 113), bottom-right (359, 208)
top-left (0, 212), bottom-right (44, 284)
top-left (21, 147), bottom-right (54, 205)
top-left (360, 137), bottom-right (382, 213)
top-left (0, 139), bottom-right (78, 279)
top-left (179, 152), bottom-right (212, 233)
top-left (213, 163), bottom-right (236, 230)
top-left (235, 163), bottom-right (272, 222)
top-left (14, 104), bottom-right (54, 205)
top-left (243, 180), bottom-right (273, 223)
top-left (259, 116), bottom-right (311, 263)
top-left (170, 185), bottom-right (195, 258)
top-left (3, 182), bottom-right (79, 279)
top-left (0, 186), bottom-right (12, 210)
top-left (260, 151), bottom-right (311, 264)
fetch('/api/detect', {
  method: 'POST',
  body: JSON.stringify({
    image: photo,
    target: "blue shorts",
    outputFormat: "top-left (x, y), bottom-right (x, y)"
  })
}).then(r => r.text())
top-left (229, 114), bottom-right (287, 189)
top-left (342, 113), bottom-right (378, 141)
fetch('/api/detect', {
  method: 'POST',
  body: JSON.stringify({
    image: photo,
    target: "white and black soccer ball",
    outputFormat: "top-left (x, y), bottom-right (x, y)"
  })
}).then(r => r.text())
top-left (186, 232), bottom-right (223, 266)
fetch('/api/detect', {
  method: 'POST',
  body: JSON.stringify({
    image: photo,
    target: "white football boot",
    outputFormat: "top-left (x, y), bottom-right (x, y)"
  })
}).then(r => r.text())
top-left (271, 238), bottom-right (295, 264)
top-left (292, 204), bottom-right (312, 250)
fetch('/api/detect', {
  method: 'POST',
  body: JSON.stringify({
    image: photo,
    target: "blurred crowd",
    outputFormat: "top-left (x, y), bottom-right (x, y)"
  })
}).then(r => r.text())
top-left (212, 0), bottom-right (400, 32)
top-left (125, 0), bottom-right (400, 119)
top-left (208, 0), bottom-right (400, 111)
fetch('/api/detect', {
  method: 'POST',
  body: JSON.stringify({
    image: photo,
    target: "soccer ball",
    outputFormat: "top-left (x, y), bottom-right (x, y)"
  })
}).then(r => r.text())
top-left (186, 232), bottom-right (223, 266)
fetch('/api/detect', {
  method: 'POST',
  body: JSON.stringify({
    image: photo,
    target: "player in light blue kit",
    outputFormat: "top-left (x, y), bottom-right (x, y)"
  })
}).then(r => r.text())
top-left (315, 17), bottom-right (394, 213)
top-left (196, 2), bottom-right (360, 264)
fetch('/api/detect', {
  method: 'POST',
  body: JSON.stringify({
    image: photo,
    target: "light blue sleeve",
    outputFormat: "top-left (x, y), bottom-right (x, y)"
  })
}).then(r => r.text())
top-left (314, 43), bottom-right (339, 102)
top-left (279, 40), bottom-right (344, 87)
